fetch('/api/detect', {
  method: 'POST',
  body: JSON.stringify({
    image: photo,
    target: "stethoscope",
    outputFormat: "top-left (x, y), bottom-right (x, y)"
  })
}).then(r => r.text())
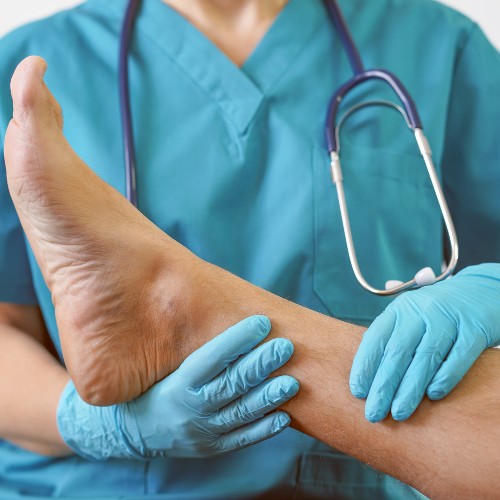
top-left (118, 0), bottom-right (459, 296)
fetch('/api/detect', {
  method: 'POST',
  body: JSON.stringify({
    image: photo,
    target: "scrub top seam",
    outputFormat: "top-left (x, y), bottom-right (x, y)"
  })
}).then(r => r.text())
top-left (262, 9), bottom-right (328, 99)
top-left (455, 22), bottom-right (480, 65)
top-left (235, 28), bottom-right (328, 138)
top-left (135, 24), bottom-right (256, 136)
top-left (441, 22), bottom-right (480, 148)
top-left (239, 16), bottom-right (329, 136)
top-left (439, 21), bottom-right (479, 168)
top-left (88, 0), bottom-right (319, 135)
top-left (90, 0), bottom-right (262, 134)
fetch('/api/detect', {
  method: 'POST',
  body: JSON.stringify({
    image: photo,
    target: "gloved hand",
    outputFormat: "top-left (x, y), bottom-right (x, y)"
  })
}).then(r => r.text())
top-left (57, 315), bottom-right (299, 459)
top-left (350, 263), bottom-right (500, 423)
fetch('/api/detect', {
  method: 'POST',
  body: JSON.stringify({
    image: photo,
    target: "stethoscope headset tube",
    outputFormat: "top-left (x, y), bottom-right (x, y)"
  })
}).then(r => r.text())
top-left (323, 0), bottom-right (458, 295)
top-left (119, 0), bottom-right (141, 208)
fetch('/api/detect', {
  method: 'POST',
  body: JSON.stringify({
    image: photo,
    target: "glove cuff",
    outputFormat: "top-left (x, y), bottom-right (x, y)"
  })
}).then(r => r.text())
top-left (56, 381), bottom-right (143, 461)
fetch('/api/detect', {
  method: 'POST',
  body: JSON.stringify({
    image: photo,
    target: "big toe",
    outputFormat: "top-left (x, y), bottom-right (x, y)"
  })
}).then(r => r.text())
top-left (10, 56), bottom-right (63, 133)
top-left (5, 57), bottom-right (67, 198)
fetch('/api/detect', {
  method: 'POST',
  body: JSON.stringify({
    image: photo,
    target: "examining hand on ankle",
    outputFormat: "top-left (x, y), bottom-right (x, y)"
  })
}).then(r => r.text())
top-left (57, 316), bottom-right (299, 459)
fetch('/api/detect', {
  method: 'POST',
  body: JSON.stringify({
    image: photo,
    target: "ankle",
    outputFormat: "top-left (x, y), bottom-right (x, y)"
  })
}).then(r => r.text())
top-left (151, 255), bottom-right (257, 370)
top-left (145, 240), bottom-right (212, 374)
top-left (66, 237), bottom-right (201, 406)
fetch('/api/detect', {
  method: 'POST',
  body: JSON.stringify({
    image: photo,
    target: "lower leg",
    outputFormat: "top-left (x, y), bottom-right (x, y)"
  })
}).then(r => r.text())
top-left (179, 261), bottom-right (500, 499)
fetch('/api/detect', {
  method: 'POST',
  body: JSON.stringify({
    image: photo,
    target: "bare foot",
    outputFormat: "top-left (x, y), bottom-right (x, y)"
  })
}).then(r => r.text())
top-left (4, 57), bottom-right (201, 405)
top-left (4, 57), bottom-right (304, 407)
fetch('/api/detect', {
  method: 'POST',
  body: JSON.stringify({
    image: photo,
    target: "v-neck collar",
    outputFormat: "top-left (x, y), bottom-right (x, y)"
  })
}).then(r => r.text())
top-left (104, 0), bottom-right (327, 134)
top-left (242, 0), bottom-right (326, 94)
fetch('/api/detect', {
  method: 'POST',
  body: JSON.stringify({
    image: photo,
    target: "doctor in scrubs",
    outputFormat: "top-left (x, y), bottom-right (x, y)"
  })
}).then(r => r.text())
top-left (0, 0), bottom-right (499, 498)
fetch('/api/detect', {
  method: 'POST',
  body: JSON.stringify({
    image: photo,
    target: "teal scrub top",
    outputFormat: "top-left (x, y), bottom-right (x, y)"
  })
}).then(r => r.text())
top-left (0, 0), bottom-right (499, 497)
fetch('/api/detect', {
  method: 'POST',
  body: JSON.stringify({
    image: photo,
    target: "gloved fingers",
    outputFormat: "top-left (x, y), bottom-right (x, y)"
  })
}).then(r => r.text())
top-left (364, 312), bottom-right (425, 423)
top-left (350, 308), bottom-right (397, 399)
top-left (207, 375), bottom-right (299, 433)
top-left (215, 411), bottom-right (291, 454)
top-left (390, 324), bottom-right (456, 421)
top-left (200, 338), bottom-right (294, 410)
top-left (182, 315), bottom-right (272, 387)
top-left (426, 332), bottom-right (487, 400)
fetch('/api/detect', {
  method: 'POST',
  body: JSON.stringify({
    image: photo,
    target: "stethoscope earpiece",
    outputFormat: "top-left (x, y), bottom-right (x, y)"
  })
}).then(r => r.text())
top-left (384, 267), bottom-right (437, 293)
top-left (414, 267), bottom-right (437, 287)
top-left (385, 280), bottom-right (404, 291)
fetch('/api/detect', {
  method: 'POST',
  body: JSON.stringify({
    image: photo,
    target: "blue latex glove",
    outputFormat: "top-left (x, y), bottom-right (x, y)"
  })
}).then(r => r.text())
top-left (57, 315), bottom-right (299, 459)
top-left (350, 263), bottom-right (500, 423)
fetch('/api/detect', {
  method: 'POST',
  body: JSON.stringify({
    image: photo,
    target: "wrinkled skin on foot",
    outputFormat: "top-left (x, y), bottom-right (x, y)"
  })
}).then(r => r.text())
top-left (4, 57), bottom-right (205, 405)
top-left (4, 57), bottom-right (290, 406)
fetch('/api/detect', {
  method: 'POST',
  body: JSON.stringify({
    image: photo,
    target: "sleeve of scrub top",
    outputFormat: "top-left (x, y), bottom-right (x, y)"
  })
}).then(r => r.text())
top-left (0, 36), bottom-right (38, 305)
top-left (441, 24), bottom-right (500, 268)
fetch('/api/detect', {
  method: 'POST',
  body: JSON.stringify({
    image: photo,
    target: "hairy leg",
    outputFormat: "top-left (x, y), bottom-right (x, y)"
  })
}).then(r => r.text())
top-left (169, 260), bottom-right (500, 499)
top-left (5, 57), bottom-right (500, 498)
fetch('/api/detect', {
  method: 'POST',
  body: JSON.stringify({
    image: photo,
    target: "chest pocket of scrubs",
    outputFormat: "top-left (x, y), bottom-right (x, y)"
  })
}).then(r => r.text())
top-left (312, 144), bottom-right (442, 324)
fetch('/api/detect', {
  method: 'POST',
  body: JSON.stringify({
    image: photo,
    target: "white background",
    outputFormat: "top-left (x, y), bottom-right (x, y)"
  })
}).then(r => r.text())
top-left (0, 0), bottom-right (499, 49)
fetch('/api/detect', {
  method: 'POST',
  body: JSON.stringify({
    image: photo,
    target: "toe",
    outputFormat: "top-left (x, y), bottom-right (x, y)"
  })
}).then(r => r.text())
top-left (5, 57), bottom-right (67, 191)
top-left (10, 56), bottom-right (62, 131)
